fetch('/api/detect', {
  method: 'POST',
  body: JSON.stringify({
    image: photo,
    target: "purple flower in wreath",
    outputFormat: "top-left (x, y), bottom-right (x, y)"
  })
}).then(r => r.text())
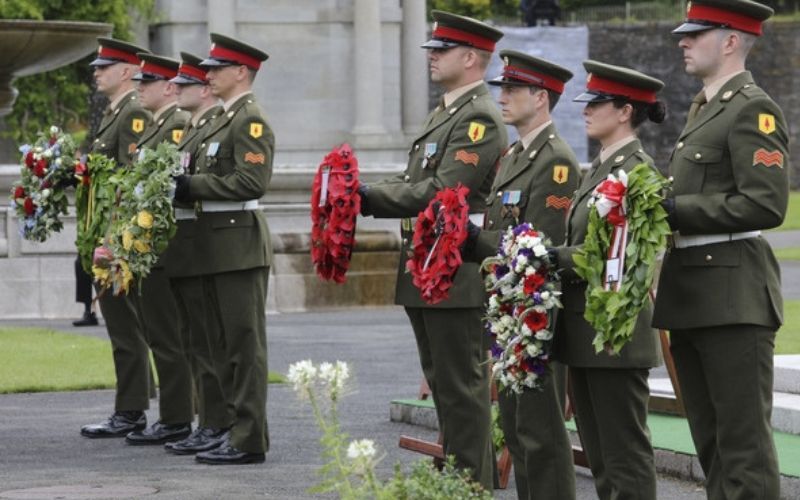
top-left (490, 342), bottom-right (503, 359)
top-left (513, 222), bottom-right (532, 236)
top-left (494, 264), bottom-right (509, 279)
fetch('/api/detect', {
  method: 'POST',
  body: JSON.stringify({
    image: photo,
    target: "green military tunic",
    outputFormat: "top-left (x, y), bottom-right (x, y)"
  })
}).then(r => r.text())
top-left (469, 123), bottom-right (580, 500)
top-left (363, 82), bottom-right (506, 489)
top-left (184, 92), bottom-right (273, 454)
top-left (653, 71), bottom-right (788, 500)
top-left (554, 139), bottom-right (661, 500)
top-left (91, 90), bottom-right (152, 412)
top-left (162, 105), bottom-right (234, 430)
top-left (124, 102), bottom-right (194, 425)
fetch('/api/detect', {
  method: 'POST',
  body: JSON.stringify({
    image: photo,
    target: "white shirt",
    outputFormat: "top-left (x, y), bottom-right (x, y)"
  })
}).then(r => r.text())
top-left (519, 120), bottom-right (553, 151)
top-left (704, 70), bottom-right (745, 102)
top-left (109, 89), bottom-right (136, 111)
top-left (442, 80), bottom-right (484, 108)
top-left (223, 91), bottom-right (252, 112)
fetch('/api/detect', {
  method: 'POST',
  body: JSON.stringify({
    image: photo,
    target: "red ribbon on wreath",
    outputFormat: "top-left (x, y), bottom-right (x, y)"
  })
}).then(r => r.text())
top-left (406, 184), bottom-right (470, 305)
top-left (592, 172), bottom-right (629, 292)
top-left (310, 143), bottom-right (361, 283)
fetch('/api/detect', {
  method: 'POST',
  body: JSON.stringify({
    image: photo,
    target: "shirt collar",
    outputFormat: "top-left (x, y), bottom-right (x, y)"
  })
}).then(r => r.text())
top-left (704, 70), bottom-right (745, 102)
top-left (519, 120), bottom-right (552, 151)
top-left (599, 135), bottom-right (637, 164)
top-left (223, 91), bottom-right (252, 112)
top-left (442, 80), bottom-right (484, 108)
top-left (152, 102), bottom-right (175, 123)
top-left (109, 89), bottom-right (136, 112)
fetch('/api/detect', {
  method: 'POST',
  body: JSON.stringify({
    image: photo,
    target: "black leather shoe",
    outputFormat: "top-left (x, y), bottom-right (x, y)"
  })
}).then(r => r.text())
top-left (195, 441), bottom-right (265, 465)
top-left (80, 411), bottom-right (145, 438)
top-left (73, 312), bottom-right (98, 327)
top-left (126, 421), bottom-right (192, 445)
top-left (165, 427), bottom-right (229, 455)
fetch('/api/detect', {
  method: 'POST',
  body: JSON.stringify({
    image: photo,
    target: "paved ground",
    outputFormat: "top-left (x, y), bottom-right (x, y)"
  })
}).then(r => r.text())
top-left (0, 309), bottom-right (708, 499)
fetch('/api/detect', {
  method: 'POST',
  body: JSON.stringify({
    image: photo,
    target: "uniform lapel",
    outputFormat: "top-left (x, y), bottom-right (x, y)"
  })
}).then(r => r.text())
top-left (96, 92), bottom-right (135, 137)
top-left (138, 104), bottom-right (177, 147)
top-left (678, 72), bottom-right (753, 140)
top-left (496, 123), bottom-right (556, 188)
top-left (412, 83), bottom-right (490, 143)
top-left (201, 93), bottom-right (251, 141)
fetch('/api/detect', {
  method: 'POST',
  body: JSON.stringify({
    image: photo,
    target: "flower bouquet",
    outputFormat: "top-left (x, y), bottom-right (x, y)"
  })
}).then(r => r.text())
top-left (406, 184), bottom-right (470, 305)
top-left (572, 164), bottom-right (671, 354)
top-left (482, 223), bottom-right (561, 393)
top-left (10, 126), bottom-right (80, 241)
top-left (310, 143), bottom-right (361, 283)
top-left (93, 142), bottom-right (181, 295)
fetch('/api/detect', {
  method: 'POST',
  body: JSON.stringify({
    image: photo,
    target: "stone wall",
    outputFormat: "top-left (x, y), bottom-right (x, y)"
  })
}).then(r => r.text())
top-left (588, 21), bottom-right (799, 187)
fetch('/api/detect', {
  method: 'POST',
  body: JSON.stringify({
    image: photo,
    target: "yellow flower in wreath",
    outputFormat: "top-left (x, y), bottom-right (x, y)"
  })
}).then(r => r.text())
top-left (120, 261), bottom-right (134, 290)
top-left (137, 210), bottom-right (154, 229)
top-left (122, 230), bottom-right (134, 251)
top-left (133, 239), bottom-right (151, 253)
top-left (92, 265), bottom-right (109, 282)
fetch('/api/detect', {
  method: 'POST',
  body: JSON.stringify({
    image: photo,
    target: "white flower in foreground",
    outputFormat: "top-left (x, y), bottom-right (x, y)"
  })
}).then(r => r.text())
top-left (50, 126), bottom-right (60, 135)
top-left (532, 244), bottom-right (547, 257)
top-left (318, 361), bottom-right (350, 395)
top-left (346, 439), bottom-right (376, 461)
top-left (287, 359), bottom-right (317, 392)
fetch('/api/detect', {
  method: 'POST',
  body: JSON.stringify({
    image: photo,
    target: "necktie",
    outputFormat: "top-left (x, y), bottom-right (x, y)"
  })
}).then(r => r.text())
top-left (687, 90), bottom-right (707, 122)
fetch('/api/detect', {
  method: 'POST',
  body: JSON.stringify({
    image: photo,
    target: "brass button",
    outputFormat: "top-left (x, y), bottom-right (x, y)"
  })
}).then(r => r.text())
top-left (201, 143), bottom-right (206, 148)
top-left (677, 142), bottom-right (684, 149)
top-left (230, 219), bottom-right (236, 224)
top-left (402, 238), bottom-right (408, 245)
top-left (404, 175), bottom-right (410, 182)
top-left (694, 153), bottom-right (702, 160)
top-left (414, 144), bottom-right (420, 151)
top-left (488, 220), bottom-right (494, 226)
top-left (668, 176), bottom-right (674, 182)
top-left (705, 254), bottom-right (712, 262)
top-left (497, 191), bottom-right (502, 196)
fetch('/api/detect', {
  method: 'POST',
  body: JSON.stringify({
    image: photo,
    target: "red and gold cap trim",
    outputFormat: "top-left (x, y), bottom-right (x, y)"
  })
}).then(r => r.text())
top-left (501, 64), bottom-right (565, 94)
top-left (686, 3), bottom-right (764, 35)
top-left (586, 73), bottom-right (657, 104)
top-left (209, 44), bottom-right (262, 70)
top-left (97, 45), bottom-right (140, 65)
top-left (431, 24), bottom-right (497, 52)
top-left (140, 61), bottom-right (178, 79)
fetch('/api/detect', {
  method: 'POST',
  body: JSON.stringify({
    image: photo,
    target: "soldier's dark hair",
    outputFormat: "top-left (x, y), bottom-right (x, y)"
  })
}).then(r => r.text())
top-left (529, 87), bottom-right (560, 112)
top-left (613, 99), bottom-right (666, 127)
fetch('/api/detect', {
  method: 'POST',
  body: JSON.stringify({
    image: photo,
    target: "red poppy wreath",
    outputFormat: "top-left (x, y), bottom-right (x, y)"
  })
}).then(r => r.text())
top-left (310, 143), bottom-right (361, 283)
top-left (407, 184), bottom-right (470, 305)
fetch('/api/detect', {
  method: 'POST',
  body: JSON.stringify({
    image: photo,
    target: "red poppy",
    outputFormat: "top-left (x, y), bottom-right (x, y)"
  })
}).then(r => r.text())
top-left (524, 311), bottom-right (548, 332)
top-left (13, 186), bottom-right (25, 199)
top-left (34, 159), bottom-right (47, 178)
top-left (24, 151), bottom-right (34, 168)
top-left (23, 197), bottom-right (36, 216)
top-left (523, 273), bottom-right (546, 295)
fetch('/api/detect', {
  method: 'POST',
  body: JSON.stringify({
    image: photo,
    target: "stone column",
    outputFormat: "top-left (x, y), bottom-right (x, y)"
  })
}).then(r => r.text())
top-left (352, 0), bottom-right (386, 137)
top-left (208, 0), bottom-right (236, 36)
top-left (401, 0), bottom-right (428, 136)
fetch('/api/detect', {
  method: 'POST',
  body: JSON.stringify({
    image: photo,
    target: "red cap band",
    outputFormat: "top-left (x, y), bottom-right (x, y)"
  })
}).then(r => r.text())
top-left (178, 63), bottom-right (208, 83)
top-left (97, 46), bottom-right (139, 65)
top-left (502, 65), bottom-right (565, 94)
top-left (586, 74), bottom-right (657, 104)
top-left (140, 61), bottom-right (177, 79)
top-left (209, 44), bottom-right (261, 70)
top-left (687, 4), bottom-right (763, 35)
top-left (431, 25), bottom-right (496, 52)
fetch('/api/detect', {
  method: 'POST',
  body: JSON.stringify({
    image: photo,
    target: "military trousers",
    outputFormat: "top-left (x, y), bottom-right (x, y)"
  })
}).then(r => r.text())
top-left (74, 257), bottom-right (93, 306)
top-left (570, 367), bottom-right (656, 500)
top-left (497, 362), bottom-right (575, 500)
top-left (170, 275), bottom-right (234, 429)
top-left (671, 325), bottom-right (779, 500)
top-left (203, 266), bottom-right (269, 454)
top-left (96, 289), bottom-right (150, 411)
top-left (133, 267), bottom-right (194, 425)
top-left (405, 307), bottom-right (493, 490)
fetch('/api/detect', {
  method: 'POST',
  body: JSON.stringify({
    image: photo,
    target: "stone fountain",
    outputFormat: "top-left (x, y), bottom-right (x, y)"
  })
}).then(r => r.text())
top-left (0, 19), bottom-right (112, 116)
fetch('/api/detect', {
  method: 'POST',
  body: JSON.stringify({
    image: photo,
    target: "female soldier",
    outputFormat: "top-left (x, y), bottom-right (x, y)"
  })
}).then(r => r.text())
top-left (553, 60), bottom-right (666, 500)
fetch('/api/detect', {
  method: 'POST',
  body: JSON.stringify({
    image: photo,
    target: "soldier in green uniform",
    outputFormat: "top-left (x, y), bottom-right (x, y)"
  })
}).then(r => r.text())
top-left (80, 38), bottom-right (154, 438)
top-left (358, 11), bottom-right (505, 489)
top-left (162, 52), bottom-right (233, 455)
top-left (463, 50), bottom-right (580, 500)
top-left (654, 2), bottom-right (789, 498)
top-left (173, 33), bottom-right (273, 465)
top-left (123, 54), bottom-right (194, 445)
top-left (553, 61), bottom-right (666, 500)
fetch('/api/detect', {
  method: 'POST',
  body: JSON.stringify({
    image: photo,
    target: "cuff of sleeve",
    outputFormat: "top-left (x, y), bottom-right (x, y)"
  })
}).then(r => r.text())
top-left (175, 175), bottom-right (192, 202)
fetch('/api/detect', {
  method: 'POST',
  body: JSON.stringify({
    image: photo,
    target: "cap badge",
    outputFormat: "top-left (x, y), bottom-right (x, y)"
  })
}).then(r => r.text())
top-left (614, 155), bottom-right (625, 163)
top-left (503, 56), bottom-right (509, 67)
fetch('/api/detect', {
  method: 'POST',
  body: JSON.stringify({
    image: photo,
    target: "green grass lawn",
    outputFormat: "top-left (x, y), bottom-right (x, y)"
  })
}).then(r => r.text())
top-left (774, 247), bottom-right (800, 261)
top-left (0, 327), bottom-right (285, 394)
top-left (775, 191), bottom-right (800, 231)
top-left (777, 300), bottom-right (800, 355)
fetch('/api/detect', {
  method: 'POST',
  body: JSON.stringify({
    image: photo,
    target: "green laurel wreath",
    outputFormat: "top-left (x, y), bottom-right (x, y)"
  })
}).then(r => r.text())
top-left (572, 163), bottom-right (671, 355)
top-left (75, 154), bottom-right (117, 274)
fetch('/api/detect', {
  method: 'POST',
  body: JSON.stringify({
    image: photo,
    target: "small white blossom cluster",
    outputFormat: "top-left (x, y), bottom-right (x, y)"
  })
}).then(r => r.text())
top-left (482, 223), bottom-right (562, 394)
top-left (346, 439), bottom-right (376, 461)
top-left (287, 359), bottom-right (351, 399)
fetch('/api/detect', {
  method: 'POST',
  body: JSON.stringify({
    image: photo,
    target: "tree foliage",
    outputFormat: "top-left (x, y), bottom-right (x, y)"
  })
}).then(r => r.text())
top-left (428, 0), bottom-right (520, 20)
top-left (0, 0), bottom-right (155, 143)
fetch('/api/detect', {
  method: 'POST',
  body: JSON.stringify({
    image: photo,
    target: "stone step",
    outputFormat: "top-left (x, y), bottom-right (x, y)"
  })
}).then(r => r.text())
top-left (775, 355), bottom-right (800, 395)
top-left (649, 377), bottom-right (800, 435)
